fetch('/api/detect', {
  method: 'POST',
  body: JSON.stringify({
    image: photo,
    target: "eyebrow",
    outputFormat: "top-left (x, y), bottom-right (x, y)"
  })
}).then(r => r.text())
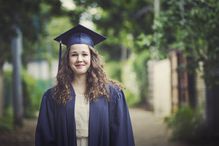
top-left (70, 51), bottom-right (89, 54)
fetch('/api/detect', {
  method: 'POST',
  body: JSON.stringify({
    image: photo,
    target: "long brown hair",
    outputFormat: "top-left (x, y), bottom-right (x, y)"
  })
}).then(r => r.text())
top-left (54, 45), bottom-right (119, 104)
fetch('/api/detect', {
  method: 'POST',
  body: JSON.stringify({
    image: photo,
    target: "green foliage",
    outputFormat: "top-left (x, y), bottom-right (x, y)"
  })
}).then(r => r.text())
top-left (165, 106), bottom-right (203, 141)
top-left (105, 61), bottom-right (122, 82)
top-left (22, 70), bottom-right (52, 118)
top-left (132, 51), bottom-right (150, 102)
top-left (0, 0), bottom-right (63, 66)
top-left (124, 89), bottom-right (140, 107)
top-left (0, 107), bottom-right (13, 131)
top-left (104, 60), bottom-right (141, 106)
top-left (157, 0), bottom-right (219, 86)
top-left (72, 0), bottom-right (154, 60)
top-left (3, 70), bottom-right (12, 109)
top-left (3, 69), bottom-right (50, 119)
top-left (37, 16), bottom-right (72, 62)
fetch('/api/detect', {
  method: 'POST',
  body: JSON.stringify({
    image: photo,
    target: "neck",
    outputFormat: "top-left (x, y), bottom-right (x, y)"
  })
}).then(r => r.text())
top-left (72, 74), bottom-right (87, 95)
top-left (73, 74), bottom-right (87, 85)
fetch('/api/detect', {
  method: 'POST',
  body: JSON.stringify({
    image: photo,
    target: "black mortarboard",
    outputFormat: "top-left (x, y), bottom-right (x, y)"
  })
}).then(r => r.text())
top-left (54, 24), bottom-right (106, 69)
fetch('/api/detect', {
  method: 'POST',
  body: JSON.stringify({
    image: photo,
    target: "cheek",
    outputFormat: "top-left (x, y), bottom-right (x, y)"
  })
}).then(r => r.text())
top-left (69, 57), bottom-right (75, 65)
top-left (70, 56), bottom-right (74, 60)
top-left (87, 56), bottom-right (91, 65)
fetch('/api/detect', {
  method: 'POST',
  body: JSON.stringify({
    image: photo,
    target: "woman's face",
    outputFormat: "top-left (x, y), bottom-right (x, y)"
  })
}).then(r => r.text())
top-left (68, 44), bottom-right (91, 76)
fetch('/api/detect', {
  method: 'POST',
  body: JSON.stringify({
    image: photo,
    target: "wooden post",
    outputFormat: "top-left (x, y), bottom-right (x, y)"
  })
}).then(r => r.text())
top-left (169, 51), bottom-right (179, 112)
top-left (177, 51), bottom-right (189, 106)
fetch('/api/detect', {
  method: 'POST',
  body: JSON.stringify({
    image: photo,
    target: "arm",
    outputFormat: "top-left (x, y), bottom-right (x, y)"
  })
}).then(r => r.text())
top-left (35, 89), bottom-right (56, 146)
top-left (109, 87), bottom-right (135, 146)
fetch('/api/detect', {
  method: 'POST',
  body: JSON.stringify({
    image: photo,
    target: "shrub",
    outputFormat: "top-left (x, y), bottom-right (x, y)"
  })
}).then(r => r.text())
top-left (124, 89), bottom-right (140, 107)
top-left (22, 70), bottom-right (51, 118)
top-left (3, 69), bottom-right (51, 119)
top-left (132, 51), bottom-right (150, 103)
top-left (0, 107), bottom-right (13, 131)
top-left (165, 106), bottom-right (203, 142)
top-left (105, 61), bottom-right (122, 82)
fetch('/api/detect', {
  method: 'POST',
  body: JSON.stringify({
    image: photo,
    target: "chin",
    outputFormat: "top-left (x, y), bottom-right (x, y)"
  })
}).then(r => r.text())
top-left (74, 70), bottom-right (88, 75)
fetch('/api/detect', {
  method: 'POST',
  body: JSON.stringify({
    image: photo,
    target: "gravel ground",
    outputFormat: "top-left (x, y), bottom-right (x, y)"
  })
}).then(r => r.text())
top-left (0, 108), bottom-right (195, 146)
top-left (0, 119), bottom-right (36, 146)
top-left (130, 108), bottom-right (191, 146)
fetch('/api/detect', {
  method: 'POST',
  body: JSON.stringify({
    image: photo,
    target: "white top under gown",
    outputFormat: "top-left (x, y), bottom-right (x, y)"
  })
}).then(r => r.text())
top-left (75, 94), bottom-right (89, 146)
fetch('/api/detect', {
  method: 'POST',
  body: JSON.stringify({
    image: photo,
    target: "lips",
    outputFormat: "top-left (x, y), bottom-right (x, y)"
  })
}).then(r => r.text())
top-left (75, 64), bottom-right (85, 68)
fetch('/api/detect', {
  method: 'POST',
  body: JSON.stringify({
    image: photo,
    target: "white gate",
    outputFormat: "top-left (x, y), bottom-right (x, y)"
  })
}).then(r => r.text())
top-left (148, 59), bottom-right (171, 117)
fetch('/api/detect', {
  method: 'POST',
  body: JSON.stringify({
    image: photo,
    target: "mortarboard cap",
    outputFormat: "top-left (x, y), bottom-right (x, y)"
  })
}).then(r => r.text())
top-left (54, 24), bottom-right (106, 47)
top-left (54, 24), bottom-right (106, 70)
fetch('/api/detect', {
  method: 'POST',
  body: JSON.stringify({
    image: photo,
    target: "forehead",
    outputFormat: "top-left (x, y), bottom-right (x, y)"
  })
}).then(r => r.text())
top-left (69, 44), bottom-right (90, 52)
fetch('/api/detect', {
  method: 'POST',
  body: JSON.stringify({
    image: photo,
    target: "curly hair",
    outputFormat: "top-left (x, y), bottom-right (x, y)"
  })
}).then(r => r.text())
top-left (54, 46), bottom-right (120, 104)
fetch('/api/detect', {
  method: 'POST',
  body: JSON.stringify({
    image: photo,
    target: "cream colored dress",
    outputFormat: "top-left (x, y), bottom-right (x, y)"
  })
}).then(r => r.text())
top-left (75, 94), bottom-right (89, 146)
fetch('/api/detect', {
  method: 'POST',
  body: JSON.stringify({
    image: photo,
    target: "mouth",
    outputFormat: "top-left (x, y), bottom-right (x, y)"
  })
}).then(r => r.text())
top-left (75, 64), bottom-right (85, 68)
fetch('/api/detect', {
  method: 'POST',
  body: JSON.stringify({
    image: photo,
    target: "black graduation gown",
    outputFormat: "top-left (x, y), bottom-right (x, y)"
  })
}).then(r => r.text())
top-left (35, 85), bottom-right (135, 146)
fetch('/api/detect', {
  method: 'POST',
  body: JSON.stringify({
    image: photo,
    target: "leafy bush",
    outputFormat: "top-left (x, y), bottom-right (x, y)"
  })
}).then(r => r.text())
top-left (105, 61), bottom-right (140, 106)
top-left (124, 89), bottom-right (140, 107)
top-left (0, 107), bottom-right (13, 131)
top-left (165, 106), bottom-right (203, 142)
top-left (3, 69), bottom-right (51, 119)
top-left (22, 70), bottom-right (51, 118)
top-left (132, 51), bottom-right (150, 102)
top-left (3, 70), bottom-right (12, 110)
top-left (105, 61), bottom-right (122, 82)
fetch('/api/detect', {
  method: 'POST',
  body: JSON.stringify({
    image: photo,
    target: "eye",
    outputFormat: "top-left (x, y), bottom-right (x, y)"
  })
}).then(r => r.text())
top-left (71, 54), bottom-right (78, 57)
top-left (82, 53), bottom-right (88, 56)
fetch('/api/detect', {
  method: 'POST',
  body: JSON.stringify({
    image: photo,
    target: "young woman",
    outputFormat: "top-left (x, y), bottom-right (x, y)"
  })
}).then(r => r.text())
top-left (35, 24), bottom-right (135, 146)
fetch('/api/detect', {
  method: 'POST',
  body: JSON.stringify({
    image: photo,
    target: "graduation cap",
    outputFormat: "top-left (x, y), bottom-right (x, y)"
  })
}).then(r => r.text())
top-left (54, 24), bottom-right (106, 69)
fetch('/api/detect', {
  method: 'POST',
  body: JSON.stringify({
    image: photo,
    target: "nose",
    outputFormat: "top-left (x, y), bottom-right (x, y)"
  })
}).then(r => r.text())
top-left (77, 54), bottom-right (83, 62)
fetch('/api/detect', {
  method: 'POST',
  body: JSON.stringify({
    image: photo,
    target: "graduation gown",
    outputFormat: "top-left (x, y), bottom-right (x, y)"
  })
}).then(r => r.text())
top-left (35, 84), bottom-right (135, 146)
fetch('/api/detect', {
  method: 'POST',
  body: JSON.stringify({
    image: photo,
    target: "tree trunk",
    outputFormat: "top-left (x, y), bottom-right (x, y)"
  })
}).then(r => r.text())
top-left (188, 71), bottom-right (197, 108)
top-left (206, 84), bottom-right (219, 137)
top-left (0, 66), bottom-right (3, 117)
top-left (187, 57), bottom-right (197, 108)
top-left (205, 63), bottom-right (219, 138)
top-left (11, 25), bottom-right (23, 127)
top-left (177, 51), bottom-right (189, 106)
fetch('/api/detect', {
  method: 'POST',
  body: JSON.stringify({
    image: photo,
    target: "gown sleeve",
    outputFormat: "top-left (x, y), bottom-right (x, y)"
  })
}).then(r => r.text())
top-left (109, 86), bottom-right (135, 146)
top-left (35, 89), bottom-right (56, 146)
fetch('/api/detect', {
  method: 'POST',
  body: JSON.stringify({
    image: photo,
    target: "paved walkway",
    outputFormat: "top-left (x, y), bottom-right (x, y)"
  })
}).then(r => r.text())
top-left (130, 108), bottom-right (190, 146)
top-left (0, 108), bottom-right (193, 146)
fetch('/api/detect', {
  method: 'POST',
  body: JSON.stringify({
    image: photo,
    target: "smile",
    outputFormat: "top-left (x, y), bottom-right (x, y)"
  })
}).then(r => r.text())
top-left (75, 64), bottom-right (86, 68)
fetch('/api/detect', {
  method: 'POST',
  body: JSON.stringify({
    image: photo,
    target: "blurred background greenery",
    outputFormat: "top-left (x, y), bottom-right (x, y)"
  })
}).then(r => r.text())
top-left (0, 0), bottom-right (219, 144)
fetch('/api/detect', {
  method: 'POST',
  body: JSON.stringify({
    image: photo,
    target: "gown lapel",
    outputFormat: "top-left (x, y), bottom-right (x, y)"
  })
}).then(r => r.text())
top-left (66, 85), bottom-right (77, 146)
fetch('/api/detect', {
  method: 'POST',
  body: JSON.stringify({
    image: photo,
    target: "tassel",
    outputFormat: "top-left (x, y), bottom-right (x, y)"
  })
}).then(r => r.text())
top-left (58, 41), bottom-right (62, 70)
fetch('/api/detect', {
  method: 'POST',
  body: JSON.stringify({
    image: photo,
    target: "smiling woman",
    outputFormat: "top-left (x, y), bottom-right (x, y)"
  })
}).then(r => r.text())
top-left (35, 24), bottom-right (135, 146)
